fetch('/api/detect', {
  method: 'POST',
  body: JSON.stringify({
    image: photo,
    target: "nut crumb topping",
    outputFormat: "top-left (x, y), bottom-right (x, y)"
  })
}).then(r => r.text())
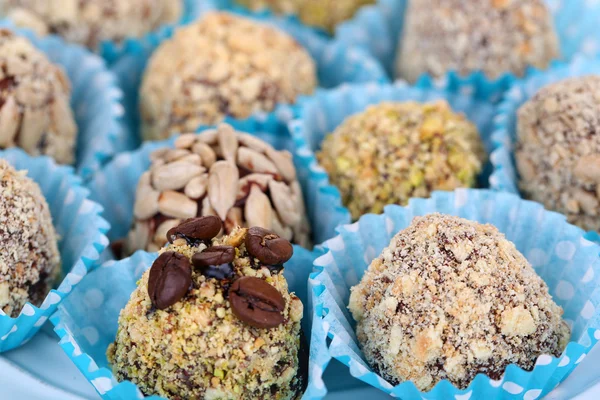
top-left (140, 12), bottom-right (317, 141)
top-left (0, 159), bottom-right (60, 317)
top-left (516, 75), bottom-right (600, 232)
top-left (349, 214), bottom-right (570, 391)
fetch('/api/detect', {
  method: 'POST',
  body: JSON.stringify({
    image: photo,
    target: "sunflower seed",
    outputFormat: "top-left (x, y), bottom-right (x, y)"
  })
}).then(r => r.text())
top-left (218, 123), bottom-right (238, 162)
top-left (271, 211), bottom-right (293, 241)
top-left (184, 174), bottom-right (208, 199)
top-left (154, 218), bottom-right (182, 247)
top-left (19, 106), bottom-right (49, 153)
top-left (290, 181), bottom-right (306, 216)
top-left (164, 148), bottom-right (192, 163)
top-left (126, 221), bottom-right (150, 254)
top-left (238, 147), bottom-right (278, 175)
top-left (178, 153), bottom-right (202, 165)
top-left (245, 185), bottom-right (272, 229)
top-left (208, 161), bottom-right (239, 220)
top-left (0, 96), bottom-right (20, 147)
top-left (192, 141), bottom-right (217, 169)
top-left (202, 196), bottom-right (218, 217)
top-left (152, 161), bottom-right (205, 191)
top-left (269, 180), bottom-right (300, 226)
top-left (150, 148), bottom-right (169, 162)
top-left (134, 173), bottom-right (160, 220)
top-left (51, 95), bottom-right (77, 140)
top-left (225, 207), bottom-right (243, 233)
top-left (174, 133), bottom-right (197, 149)
top-left (237, 132), bottom-right (274, 154)
top-left (158, 190), bottom-right (198, 219)
top-left (237, 173), bottom-right (273, 200)
top-left (266, 148), bottom-right (296, 182)
top-left (197, 129), bottom-right (218, 144)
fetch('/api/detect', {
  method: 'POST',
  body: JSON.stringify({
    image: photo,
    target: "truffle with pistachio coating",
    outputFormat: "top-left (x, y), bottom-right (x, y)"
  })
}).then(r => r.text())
top-left (349, 214), bottom-right (570, 391)
top-left (125, 123), bottom-right (310, 256)
top-left (0, 29), bottom-right (77, 164)
top-left (108, 217), bottom-right (305, 399)
top-left (396, 0), bottom-right (559, 82)
top-left (140, 12), bottom-right (317, 141)
top-left (317, 101), bottom-right (485, 220)
top-left (0, 159), bottom-right (60, 317)
top-left (235, 0), bottom-right (375, 32)
top-left (1, 0), bottom-right (181, 50)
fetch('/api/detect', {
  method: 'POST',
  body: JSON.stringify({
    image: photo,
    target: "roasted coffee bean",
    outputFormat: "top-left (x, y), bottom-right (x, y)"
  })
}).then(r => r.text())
top-left (148, 251), bottom-right (192, 310)
top-left (229, 276), bottom-right (285, 328)
top-left (245, 227), bottom-right (293, 266)
top-left (167, 216), bottom-right (222, 244)
top-left (192, 246), bottom-right (235, 267)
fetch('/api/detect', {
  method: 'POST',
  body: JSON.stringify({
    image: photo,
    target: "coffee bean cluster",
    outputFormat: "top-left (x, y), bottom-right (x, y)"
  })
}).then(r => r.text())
top-left (147, 216), bottom-right (294, 328)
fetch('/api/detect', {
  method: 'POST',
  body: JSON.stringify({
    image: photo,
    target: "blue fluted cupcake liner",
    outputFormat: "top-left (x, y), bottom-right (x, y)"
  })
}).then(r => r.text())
top-left (0, 21), bottom-right (128, 181)
top-left (0, 148), bottom-right (109, 352)
top-left (336, 0), bottom-right (600, 102)
top-left (290, 81), bottom-right (501, 245)
top-left (308, 188), bottom-right (600, 399)
top-left (111, 6), bottom-right (387, 151)
top-left (51, 245), bottom-right (320, 399)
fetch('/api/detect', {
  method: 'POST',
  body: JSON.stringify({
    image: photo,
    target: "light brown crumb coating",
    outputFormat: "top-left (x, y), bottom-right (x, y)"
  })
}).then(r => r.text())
top-left (108, 228), bottom-right (304, 399)
top-left (0, 160), bottom-right (60, 317)
top-left (1, 0), bottom-right (181, 50)
top-left (317, 101), bottom-right (485, 220)
top-left (516, 76), bottom-right (600, 232)
top-left (140, 12), bottom-right (317, 141)
top-left (235, 0), bottom-right (375, 32)
top-left (396, 0), bottom-right (559, 82)
top-left (0, 29), bottom-right (77, 164)
top-left (349, 214), bottom-right (570, 391)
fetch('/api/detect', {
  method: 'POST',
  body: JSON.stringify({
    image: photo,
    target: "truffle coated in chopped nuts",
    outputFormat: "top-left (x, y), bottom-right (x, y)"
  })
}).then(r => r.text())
top-left (1, 0), bottom-right (181, 50)
top-left (396, 0), bottom-right (559, 82)
top-left (0, 159), bottom-right (61, 317)
top-left (235, 0), bottom-right (375, 32)
top-left (125, 124), bottom-right (310, 256)
top-left (317, 101), bottom-right (485, 220)
top-left (0, 29), bottom-right (77, 164)
top-left (139, 12), bottom-right (317, 141)
top-left (516, 75), bottom-right (600, 232)
top-left (348, 214), bottom-right (570, 391)
top-left (108, 227), bottom-right (304, 399)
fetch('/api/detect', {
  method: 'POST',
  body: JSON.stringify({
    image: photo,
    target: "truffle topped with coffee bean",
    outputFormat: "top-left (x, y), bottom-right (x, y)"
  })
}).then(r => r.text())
top-left (108, 217), bottom-right (304, 399)
top-left (125, 123), bottom-right (310, 256)
top-left (139, 12), bottom-right (317, 141)
top-left (516, 75), bottom-right (600, 232)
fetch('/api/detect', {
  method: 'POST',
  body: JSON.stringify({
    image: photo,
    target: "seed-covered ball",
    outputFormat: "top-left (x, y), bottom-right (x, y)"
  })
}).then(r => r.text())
top-left (0, 29), bottom-right (77, 164)
top-left (349, 214), bottom-right (570, 391)
top-left (235, 0), bottom-right (375, 32)
top-left (396, 0), bottom-right (559, 82)
top-left (1, 0), bottom-right (181, 50)
top-left (140, 12), bottom-right (317, 141)
top-left (109, 218), bottom-right (305, 399)
top-left (516, 76), bottom-right (600, 231)
top-left (0, 160), bottom-right (60, 317)
top-left (125, 123), bottom-right (310, 256)
top-left (317, 101), bottom-right (485, 220)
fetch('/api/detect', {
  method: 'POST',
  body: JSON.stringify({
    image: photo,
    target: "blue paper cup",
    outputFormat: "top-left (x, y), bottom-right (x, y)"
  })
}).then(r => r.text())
top-left (110, 7), bottom-right (388, 151)
top-left (0, 148), bottom-right (109, 352)
top-left (308, 188), bottom-right (600, 399)
top-left (336, 0), bottom-right (600, 102)
top-left (0, 21), bottom-right (128, 181)
top-left (290, 81), bottom-right (502, 245)
top-left (51, 245), bottom-right (320, 399)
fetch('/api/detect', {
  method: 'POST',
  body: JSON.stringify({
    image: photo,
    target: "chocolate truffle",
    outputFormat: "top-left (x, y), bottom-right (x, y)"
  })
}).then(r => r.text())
top-left (125, 123), bottom-right (310, 256)
top-left (0, 160), bottom-right (60, 317)
top-left (317, 101), bottom-right (485, 219)
top-left (108, 219), bottom-right (304, 399)
top-left (235, 0), bottom-right (375, 32)
top-left (0, 29), bottom-right (77, 164)
top-left (396, 0), bottom-right (559, 82)
top-left (1, 0), bottom-right (181, 50)
top-left (516, 76), bottom-right (600, 232)
top-left (139, 12), bottom-right (317, 141)
top-left (349, 214), bottom-right (570, 391)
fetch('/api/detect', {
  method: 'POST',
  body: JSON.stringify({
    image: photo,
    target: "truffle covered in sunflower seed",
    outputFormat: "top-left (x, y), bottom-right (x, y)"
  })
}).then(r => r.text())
top-left (396, 0), bottom-right (559, 82)
top-left (516, 75), bottom-right (600, 232)
top-left (349, 214), bottom-right (570, 391)
top-left (1, 0), bottom-right (181, 50)
top-left (125, 123), bottom-right (310, 256)
top-left (235, 0), bottom-right (375, 32)
top-left (0, 159), bottom-right (60, 317)
top-left (317, 101), bottom-right (485, 219)
top-left (0, 29), bottom-right (77, 164)
top-left (139, 12), bottom-right (317, 141)
top-left (109, 217), bottom-right (305, 399)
